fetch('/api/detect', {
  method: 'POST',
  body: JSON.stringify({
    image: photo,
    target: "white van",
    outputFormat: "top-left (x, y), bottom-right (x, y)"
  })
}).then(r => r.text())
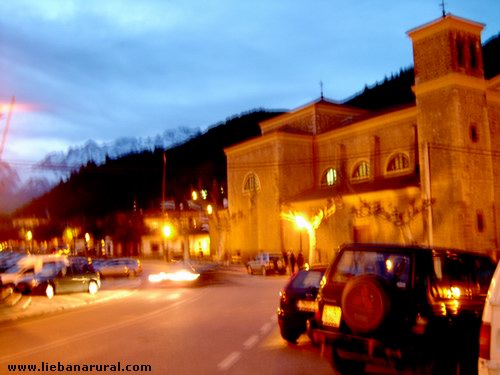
top-left (479, 261), bottom-right (500, 374)
top-left (0, 255), bottom-right (68, 290)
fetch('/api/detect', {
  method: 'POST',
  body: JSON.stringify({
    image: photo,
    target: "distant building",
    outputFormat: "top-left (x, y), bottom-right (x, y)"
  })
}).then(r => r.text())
top-left (141, 204), bottom-right (211, 260)
top-left (225, 14), bottom-right (500, 263)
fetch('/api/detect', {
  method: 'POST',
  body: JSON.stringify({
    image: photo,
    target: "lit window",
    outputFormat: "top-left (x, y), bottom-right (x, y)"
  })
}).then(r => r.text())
top-left (387, 153), bottom-right (410, 173)
top-left (352, 161), bottom-right (370, 181)
top-left (321, 168), bottom-right (338, 187)
top-left (243, 173), bottom-right (260, 193)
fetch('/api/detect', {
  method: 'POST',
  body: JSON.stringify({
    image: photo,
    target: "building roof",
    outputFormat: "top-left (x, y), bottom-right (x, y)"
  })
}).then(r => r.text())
top-left (284, 173), bottom-right (421, 205)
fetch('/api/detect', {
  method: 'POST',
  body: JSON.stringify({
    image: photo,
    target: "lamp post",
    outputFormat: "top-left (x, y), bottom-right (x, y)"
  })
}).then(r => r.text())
top-left (162, 223), bottom-right (173, 261)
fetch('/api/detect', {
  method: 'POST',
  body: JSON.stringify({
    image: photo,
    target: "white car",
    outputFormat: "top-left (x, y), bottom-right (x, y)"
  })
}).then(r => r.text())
top-left (479, 261), bottom-right (500, 374)
top-left (1, 255), bottom-right (68, 291)
top-left (246, 252), bottom-right (286, 276)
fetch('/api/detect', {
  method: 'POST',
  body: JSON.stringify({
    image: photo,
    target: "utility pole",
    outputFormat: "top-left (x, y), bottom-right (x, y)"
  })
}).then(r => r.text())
top-left (0, 96), bottom-right (15, 160)
top-left (162, 150), bottom-right (166, 213)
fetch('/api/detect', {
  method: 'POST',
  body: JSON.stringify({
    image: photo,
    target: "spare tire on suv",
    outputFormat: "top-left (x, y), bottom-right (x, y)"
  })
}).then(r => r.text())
top-left (310, 243), bottom-right (496, 374)
top-left (341, 274), bottom-right (391, 334)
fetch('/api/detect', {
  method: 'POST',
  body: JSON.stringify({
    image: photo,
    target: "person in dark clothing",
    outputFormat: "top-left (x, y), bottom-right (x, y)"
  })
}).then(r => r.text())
top-left (289, 252), bottom-right (296, 274)
top-left (297, 252), bottom-right (304, 270)
top-left (282, 250), bottom-right (289, 270)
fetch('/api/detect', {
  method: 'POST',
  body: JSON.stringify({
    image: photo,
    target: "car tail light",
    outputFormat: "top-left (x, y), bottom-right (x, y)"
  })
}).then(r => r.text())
top-left (315, 305), bottom-right (322, 323)
top-left (412, 313), bottom-right (428, 335)
top-left (279, 289), bottom-right (287, 303)
top-left (479, 322), bottom-right (491, 360)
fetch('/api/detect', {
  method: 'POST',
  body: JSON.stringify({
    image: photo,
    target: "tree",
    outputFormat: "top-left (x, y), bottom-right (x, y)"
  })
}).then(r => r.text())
top-left (351, 197), bottom-right (434, 244)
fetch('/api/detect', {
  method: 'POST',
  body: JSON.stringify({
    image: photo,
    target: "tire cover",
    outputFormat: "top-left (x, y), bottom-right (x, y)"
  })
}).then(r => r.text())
top-left (341, 275), bottom-right (390, 333)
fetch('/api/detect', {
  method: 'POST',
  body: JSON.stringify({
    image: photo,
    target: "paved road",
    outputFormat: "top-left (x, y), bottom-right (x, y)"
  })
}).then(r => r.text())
top-left (0, 261), bottom-right (335, 375)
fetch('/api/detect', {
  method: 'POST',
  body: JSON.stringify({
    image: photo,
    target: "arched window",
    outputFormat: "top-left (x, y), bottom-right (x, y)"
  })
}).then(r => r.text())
top-left (352, 161), bottom-right (370, 181)
top-left (321, 168), bottom-right (338, 187)
top-left (243, 172), bottom-right (260, 193)
top-left (386, 153), bottom-right (410, 173)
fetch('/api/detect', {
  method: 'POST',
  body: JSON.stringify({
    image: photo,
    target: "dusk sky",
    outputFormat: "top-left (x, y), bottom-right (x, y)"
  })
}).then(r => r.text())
top-left (1, 0), bottom-right (499, 169)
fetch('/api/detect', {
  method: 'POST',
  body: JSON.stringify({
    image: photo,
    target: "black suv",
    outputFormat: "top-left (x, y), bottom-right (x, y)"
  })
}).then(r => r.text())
top-left (311, 243), bottom-right (496, 374)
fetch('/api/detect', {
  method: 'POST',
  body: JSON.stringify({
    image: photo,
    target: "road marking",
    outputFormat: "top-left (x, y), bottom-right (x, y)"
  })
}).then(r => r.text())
top-left (0, 293), bottom-right (203, 363)
top-left (217, 351), bottom-right (241, 371)
top-left (21, 296), bottom-right (32, 310)
top-left (260, 322), bottom-right (272, 335)
top-left (243, 335), bottom-right (259, 349)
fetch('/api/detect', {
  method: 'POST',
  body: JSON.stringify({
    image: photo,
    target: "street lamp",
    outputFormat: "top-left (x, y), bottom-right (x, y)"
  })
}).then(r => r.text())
top-left (85, 232), bottom-right (90, 255)
top-left (206, 204), bottom-right (213, 215)
top-left (162, 223), bottom-right (174, 261)
top-left (26, 230), bottom-right (33, 253)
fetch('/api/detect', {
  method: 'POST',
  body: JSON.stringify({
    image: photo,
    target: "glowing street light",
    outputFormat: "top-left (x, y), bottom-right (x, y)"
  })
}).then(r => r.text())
top-left (162, 224), bottom-right (173, 238)
top-left (206, 204), bottom-right (213, 215)
top-left (26, 230), bottom-right (33, 253)
top-left (162, 223), bottom-right (174, 261)
top-left (294, 215), bottom-right (311, 230)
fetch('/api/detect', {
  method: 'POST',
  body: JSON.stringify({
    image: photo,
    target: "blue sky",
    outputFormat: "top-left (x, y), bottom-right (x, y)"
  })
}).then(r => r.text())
top-left (0, 0), bottom-right (499, 166)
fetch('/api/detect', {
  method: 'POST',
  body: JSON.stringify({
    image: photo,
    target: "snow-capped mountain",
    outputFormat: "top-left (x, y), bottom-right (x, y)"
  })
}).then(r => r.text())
top-left (1, 126), bottom-right (200, 214)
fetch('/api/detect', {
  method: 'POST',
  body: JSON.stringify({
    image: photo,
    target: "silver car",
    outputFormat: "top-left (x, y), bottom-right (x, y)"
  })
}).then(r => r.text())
top-left (93, 258), bottom-right (142, 278)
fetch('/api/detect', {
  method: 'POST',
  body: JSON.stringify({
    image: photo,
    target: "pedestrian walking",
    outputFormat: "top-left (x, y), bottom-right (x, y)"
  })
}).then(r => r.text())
top-left (289, 252), bottom-right (296, 274)
top-left (297, 251), bottom-right (304, 270)
top-left (282, 250), bottom-right (289, 273)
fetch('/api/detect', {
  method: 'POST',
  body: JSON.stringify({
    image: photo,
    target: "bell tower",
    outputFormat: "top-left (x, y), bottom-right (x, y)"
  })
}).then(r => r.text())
top-left (410, 14), bottom-right (484, 85)
top-left (408, 14), bottom-right (496, 252)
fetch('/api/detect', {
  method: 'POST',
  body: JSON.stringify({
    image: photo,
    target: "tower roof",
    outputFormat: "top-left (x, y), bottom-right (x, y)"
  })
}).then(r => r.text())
top-left (407, 14), bottom-right (484, 41)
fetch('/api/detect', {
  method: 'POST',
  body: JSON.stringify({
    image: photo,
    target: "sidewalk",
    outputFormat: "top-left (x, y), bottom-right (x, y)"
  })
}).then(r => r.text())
top-left (0, 278), bottom-right (140, 324)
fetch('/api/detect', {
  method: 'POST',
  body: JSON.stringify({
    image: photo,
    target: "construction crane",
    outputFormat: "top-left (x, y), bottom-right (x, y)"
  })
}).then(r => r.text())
top-left (0, 96), bottom-right (15, 161)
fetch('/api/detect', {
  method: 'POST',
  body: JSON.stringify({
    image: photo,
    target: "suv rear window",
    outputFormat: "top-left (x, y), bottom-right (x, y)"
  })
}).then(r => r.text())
top-left (332, 250), bottom-right (411, 289)
top-left (432, 253), bottom-right (495, 299)
top-left (290, 270), bottom-right (324, 289)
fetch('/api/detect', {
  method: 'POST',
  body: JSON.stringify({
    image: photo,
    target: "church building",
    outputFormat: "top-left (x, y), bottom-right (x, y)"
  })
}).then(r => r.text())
top-left (224, 14), bottom-right (500, 264)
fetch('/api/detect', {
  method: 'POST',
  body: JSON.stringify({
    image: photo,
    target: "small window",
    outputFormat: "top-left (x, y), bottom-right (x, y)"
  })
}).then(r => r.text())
top-left (470, 41), bottom-right (477, 69)
top-left (321, 168), bottom-right (338, 187)
top-left (470, 124), bottom-right (478, 143)
top-left (243, 172), bottom-right (260, 193)
top-left (457, 38), bottom-right (465, 67)
top-left (387, 153), bottom-right (410, 173)
top-left (477, 211), bottom-right (484, 232)
top-left (352, 161), bottom-right (370, 181)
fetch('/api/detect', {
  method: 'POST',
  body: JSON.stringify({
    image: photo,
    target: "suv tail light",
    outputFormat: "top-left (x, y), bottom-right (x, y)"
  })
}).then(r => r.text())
top-left (479, 322), bottom-right (491, 360)
top-left (314, 306), bottom-right (322, 323)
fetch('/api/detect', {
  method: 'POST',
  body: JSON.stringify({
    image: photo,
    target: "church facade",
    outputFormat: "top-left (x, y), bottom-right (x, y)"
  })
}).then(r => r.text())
top-left (224, 14), bottom-right (500, 264)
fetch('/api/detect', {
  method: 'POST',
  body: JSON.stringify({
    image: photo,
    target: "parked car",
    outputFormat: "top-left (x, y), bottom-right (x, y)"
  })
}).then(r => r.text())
top-left (277, 264), bottom-right (327, 343)
top-left (16, 262), bottom-right (100, 299)
top-left (0, 255), bottom-right (69, 293)
top-left (0, 251), bottom-right (24, 273)
top-left (311, 243), bottom-right (496, 374)
top-left (479, 259), bottom-right (500, 374)
top-left (93, 258), bottom-right (142, 278)
top-left (246, 252), bottom-right (286, 276)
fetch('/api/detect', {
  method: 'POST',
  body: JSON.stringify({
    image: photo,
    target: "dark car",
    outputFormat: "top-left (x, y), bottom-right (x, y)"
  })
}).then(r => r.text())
top-left (277, 264), bottom-right (327, 343)
top-left (16, 262), bottom-right (100, 299)
top-left (311, 243), bottom-right (496, 375)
